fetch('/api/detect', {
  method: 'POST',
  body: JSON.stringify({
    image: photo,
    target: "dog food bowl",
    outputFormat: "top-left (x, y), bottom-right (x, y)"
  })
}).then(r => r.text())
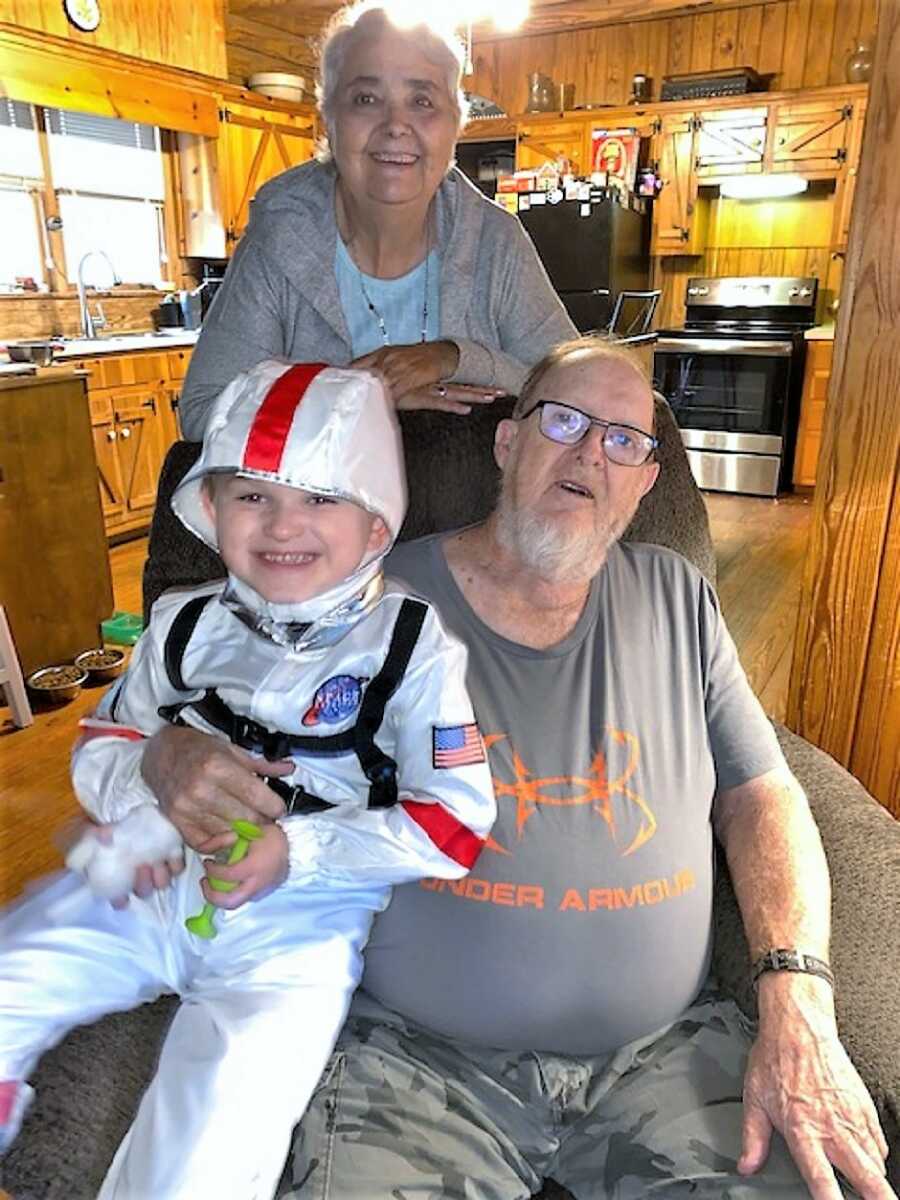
top-left (74, 647), bottom-right (127, 683)
top-left (26, 664), bottom-right (89, 704)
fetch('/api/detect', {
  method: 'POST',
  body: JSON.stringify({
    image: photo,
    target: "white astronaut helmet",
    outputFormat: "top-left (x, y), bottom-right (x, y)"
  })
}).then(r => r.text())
top-left (171, 360), bottom-right (407, 648)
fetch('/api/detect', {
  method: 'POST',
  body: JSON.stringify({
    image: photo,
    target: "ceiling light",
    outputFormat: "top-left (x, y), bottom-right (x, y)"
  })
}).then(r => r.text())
top-left (718, 174), bottom-right (809, 200)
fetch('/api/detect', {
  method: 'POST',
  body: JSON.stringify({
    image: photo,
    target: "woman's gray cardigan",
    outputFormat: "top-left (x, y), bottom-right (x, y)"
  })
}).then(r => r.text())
top-left (179, 161), bottom-right (577, 440)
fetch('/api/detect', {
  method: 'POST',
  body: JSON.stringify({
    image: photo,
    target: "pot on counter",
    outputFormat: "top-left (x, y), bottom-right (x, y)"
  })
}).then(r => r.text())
top-left (6, 340), bottom-right (63, 366)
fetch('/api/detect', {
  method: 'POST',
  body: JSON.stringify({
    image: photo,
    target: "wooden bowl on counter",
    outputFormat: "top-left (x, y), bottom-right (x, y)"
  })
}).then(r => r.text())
top-left (26, 664), bottom-right (89, 704)
top-left (74, 647), bottom-right (127, 683)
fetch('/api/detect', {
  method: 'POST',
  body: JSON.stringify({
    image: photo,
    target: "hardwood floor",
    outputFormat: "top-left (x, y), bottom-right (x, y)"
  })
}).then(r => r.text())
top-left (0, 492), bottom-right (812, 906)
top-left (706, 490), bottom-right (814, 724)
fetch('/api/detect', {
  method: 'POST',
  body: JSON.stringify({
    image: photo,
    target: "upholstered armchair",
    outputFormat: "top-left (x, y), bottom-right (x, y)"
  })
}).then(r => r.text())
top-left (4, 398), bottom-right (898, 1199)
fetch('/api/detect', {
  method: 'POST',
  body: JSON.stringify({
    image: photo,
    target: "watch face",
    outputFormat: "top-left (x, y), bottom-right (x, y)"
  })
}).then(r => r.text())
top-left (63, 0), bottom-right (101, 32)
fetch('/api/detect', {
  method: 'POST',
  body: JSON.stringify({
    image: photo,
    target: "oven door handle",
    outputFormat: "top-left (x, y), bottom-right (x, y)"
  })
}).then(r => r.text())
top-left (655, 337), bottom-right (794, 357)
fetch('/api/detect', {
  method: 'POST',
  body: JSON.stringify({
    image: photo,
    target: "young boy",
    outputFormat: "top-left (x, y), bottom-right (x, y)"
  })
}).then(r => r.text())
top-left (0, 362), bottom-right (495, 1199)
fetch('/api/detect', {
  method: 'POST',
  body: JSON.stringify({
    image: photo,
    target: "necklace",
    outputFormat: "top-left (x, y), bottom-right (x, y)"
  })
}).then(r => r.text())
top-left (354, 250), bottom-right (430, 346)
top-left (342, 202), bottom-right (432, 347)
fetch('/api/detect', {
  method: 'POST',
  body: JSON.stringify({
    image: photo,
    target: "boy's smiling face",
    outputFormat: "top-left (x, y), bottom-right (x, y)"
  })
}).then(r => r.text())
top-left (202, 474), bottom-right (388, 605)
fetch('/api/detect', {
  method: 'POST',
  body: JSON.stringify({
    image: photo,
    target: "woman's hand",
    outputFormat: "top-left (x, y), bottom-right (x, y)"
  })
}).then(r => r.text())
top-left (140, 726), bottom-right (290, 850)
top-left (352, 342), bottom-right (504, 414)
top-left (200, 823), bottom-right (289, 909)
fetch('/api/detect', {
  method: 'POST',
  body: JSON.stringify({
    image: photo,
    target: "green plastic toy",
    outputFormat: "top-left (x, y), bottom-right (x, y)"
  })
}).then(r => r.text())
top-left (185, 819), bottom-right (263, 940)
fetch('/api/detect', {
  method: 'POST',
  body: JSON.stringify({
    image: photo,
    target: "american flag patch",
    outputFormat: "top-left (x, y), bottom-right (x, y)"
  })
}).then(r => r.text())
top-left (432, 723), bottom-right (485, 769)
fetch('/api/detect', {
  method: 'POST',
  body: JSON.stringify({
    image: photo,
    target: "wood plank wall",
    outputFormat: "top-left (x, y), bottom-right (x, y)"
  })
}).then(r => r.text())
top-left (654, 190), bottom-right (843, 327)
top-left (787, 0), bottom-right (900, 817)
top-left (470, 0), bottom-right (878, 115)
top-left (0, 0), bottom-right (228, 78)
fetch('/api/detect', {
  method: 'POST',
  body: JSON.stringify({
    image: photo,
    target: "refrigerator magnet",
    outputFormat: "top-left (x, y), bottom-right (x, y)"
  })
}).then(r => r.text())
top-left (518, 194), bottom-right (531, 212)
top-left (530, 192), bottom-right (547, 205)
top-left (548, 188), bottom-right (563, 204)
top-left (580, 203), bottom-right (591, 217)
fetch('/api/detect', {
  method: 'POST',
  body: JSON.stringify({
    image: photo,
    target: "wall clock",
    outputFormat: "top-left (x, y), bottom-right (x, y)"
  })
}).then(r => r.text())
top-left (63, 0), bottom-right (102, 33)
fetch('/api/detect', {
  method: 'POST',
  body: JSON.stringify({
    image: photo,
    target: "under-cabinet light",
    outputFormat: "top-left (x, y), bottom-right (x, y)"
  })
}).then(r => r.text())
top-left (718, 174), bottom-right (809, 200)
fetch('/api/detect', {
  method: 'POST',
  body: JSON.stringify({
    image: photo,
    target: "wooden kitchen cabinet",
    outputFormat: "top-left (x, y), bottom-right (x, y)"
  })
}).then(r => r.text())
top-left (793, 338), bottom-right (833, 488)
top-left (74, 346), bottom-right (193, 537)
top-left (767, 97), bottom-right (852, 174)
top-left (218, 97), bottom-right (316, 249)
top-left (516, 116), bottom-right (592, 175)
top-left (831, 96), bottom-right (868, 251)
top-left (651, 113), bottom-right (708, 256)
top-left (694, 107), bottom-right (768, 177)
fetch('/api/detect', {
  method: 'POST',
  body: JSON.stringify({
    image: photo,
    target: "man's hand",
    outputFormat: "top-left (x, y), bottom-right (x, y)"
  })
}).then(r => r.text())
top-left (140, 726), bottom-right (290, 850)
top-left (352, 342), bottom-right (505, 413)
top-left (739, 974), bottom-right (895, 1199)
top-left (200, 823), bottom-right (289, 910)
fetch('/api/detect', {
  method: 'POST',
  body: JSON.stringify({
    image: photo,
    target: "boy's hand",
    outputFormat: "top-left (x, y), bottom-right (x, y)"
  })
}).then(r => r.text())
top-left (63, 819), bottom-right (184, 910)
top-left (200, 823), bottom-right (288, 910)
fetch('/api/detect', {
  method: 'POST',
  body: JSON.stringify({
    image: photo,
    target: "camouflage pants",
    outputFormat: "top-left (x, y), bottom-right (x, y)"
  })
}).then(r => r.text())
top-left (281, 983), bottom-right (855, 1200)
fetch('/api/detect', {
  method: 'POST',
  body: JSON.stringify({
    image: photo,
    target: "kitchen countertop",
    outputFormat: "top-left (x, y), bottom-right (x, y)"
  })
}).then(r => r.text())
top-left (0, 329), bottom-right (199, 371)
top-left (805, 325), bottom-right (836, 341)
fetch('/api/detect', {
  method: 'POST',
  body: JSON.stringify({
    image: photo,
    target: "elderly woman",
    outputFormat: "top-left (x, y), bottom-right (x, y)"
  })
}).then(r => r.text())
top-left (178, 1), bottom-right (575, 440)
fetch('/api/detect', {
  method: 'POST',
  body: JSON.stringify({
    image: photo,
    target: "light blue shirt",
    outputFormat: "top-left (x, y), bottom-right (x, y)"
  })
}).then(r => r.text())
top-left (335, 237), bottom-right (441, 358)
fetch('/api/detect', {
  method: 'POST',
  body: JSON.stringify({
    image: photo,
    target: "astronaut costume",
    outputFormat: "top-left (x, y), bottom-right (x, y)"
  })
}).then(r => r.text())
top-left (0, 362), bottom-right (495, 1199)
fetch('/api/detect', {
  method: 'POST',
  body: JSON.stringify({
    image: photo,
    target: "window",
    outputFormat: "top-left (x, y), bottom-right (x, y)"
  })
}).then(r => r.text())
top-left (0, 100), bottom-right (45, 291)
top-left (46, 107), bottom-right (167, 287)
top-left (0, 102), bottom-right (169, 291)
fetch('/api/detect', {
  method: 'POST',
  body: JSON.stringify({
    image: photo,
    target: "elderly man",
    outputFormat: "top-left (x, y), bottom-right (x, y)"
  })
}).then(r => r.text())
top-left (143, 340), bottom-right (894, 1200)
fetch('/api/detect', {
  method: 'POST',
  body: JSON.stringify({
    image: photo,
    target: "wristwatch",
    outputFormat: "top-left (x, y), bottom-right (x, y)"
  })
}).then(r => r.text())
top-left (751, 948), bottom-right (835, 989)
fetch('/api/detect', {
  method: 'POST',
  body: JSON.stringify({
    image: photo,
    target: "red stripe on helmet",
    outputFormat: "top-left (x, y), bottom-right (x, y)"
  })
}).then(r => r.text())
top-left (242, 363), bottom-right (328, 473)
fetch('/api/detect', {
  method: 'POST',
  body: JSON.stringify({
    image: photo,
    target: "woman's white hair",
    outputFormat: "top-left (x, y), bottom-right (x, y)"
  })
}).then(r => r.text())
top-left (315, 2), bottom-right (469, 162)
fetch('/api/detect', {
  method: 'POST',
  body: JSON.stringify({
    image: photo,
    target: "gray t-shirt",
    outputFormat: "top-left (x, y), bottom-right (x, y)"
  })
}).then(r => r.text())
top-left (362, 534), bottom-right (784, 1055)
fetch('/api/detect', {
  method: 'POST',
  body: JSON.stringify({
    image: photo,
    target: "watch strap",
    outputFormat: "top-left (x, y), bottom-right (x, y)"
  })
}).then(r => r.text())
top-left (751, 948), bottom-right (835, 989)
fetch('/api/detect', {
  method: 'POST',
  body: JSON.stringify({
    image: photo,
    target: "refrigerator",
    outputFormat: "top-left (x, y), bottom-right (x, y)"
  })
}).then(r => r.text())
top-left (517, 195), bottom-right (651, 333)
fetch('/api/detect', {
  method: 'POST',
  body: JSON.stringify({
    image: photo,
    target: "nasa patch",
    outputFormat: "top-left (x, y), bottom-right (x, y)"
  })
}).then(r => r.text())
top-left (302, 675), bottom-right (365, 726)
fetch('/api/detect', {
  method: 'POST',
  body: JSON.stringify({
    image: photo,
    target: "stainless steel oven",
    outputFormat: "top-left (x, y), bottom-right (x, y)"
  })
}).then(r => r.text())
top-left (653, 277), bottom-right (817, 496)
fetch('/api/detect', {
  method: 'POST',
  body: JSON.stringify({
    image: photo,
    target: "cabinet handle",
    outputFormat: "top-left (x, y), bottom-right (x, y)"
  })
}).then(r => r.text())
top-left (107, 429), bottom-right (116, 441)
top-left (120, 427), bottom-right (131, 439)
top-left (140, 397), bottom-right (157, 415)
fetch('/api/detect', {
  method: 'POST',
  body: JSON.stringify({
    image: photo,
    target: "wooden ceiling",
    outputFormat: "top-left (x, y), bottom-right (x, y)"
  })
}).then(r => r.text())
top-left (225, 0), bottom-right (790, 88)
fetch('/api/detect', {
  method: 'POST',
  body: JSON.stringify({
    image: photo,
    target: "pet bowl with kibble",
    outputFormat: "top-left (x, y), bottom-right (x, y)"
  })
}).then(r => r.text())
top-left (74, 647), bottom-right (127, 683)
top-left (26, 664), bottom-right (89, 704)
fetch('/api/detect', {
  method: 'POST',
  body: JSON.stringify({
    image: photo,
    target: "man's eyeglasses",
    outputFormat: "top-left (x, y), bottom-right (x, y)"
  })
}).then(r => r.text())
top-left (517, 400), bottom-right (658, 467)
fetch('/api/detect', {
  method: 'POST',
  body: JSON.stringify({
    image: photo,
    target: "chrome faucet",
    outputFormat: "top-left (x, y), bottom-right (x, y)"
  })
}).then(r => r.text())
top-left (76, 250), bottom-right (120, 339)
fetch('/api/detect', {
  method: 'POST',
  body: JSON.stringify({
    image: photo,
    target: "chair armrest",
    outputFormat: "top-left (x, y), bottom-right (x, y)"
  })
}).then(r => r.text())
top-left (713, 723), bottom-right (900, 1185)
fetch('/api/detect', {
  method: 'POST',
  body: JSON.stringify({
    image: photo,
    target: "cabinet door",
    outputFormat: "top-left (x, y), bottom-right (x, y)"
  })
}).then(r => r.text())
top-left (89, 393), bottom-right (126, 528)
top-left (220, 102), bottom-right (316, 248)
top-left (651, 114), bottom-right (705, 256)
top-left (516, 118), bottom-right (590, 175)
top-left (768, 99), bottom-right (851, 172)
top-left (831, 97), bottom-right (868, 251)
top-left (161, 383), bottom-right (183, 444)
top-left (793, 340), bottom-right (833, 488)
top-left (113, 389), bottom-right (166, 518)
top-left (695, 107), bottom-right (767, 177)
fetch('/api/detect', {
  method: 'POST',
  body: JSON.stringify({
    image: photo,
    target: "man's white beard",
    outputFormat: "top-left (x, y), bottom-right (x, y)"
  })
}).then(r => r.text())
top-left (495, 486), bottom-right (626, 584)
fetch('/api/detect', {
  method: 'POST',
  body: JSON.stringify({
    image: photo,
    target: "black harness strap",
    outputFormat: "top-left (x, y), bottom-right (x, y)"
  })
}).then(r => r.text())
top-left (156, 593), bottom-right (429, 812)
top-left (353, 598), bottom-right (428, 808)
top-left (163, 594), bottom-right (213, 692)
top-left (185, 689), bottom-right (355, 763)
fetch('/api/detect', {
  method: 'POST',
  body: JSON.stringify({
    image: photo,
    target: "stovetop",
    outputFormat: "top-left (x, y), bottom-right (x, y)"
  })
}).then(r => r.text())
top-left (658, 275), bottom-right (819, 339)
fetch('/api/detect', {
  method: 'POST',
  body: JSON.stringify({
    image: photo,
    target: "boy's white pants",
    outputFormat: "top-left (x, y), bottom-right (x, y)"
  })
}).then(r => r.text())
top-left (0, 853), bottom-right (391, 1199)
